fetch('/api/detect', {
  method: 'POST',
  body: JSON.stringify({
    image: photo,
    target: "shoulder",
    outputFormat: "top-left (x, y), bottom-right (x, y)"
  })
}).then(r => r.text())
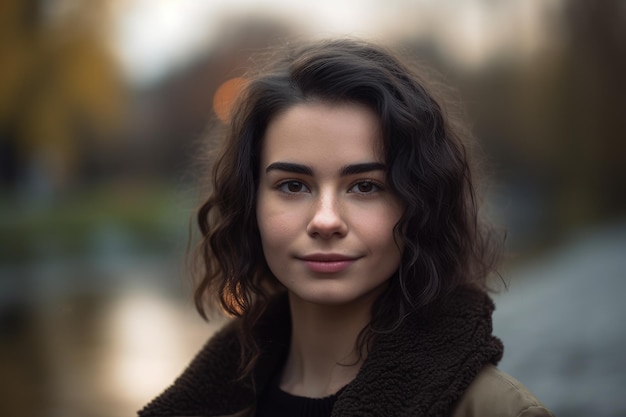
top-left (450, 365), bottom-right (554, 417)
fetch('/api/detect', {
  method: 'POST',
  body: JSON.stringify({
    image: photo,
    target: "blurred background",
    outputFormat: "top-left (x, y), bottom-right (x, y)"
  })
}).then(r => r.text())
top-left (1, 0), bottom-right (624, 416)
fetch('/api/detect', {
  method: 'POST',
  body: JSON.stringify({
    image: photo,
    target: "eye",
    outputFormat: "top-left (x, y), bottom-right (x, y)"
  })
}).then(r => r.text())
top-left (349, 181), bottom-right (381, 194)
top-left (277, 180), bottom-right (310, 194)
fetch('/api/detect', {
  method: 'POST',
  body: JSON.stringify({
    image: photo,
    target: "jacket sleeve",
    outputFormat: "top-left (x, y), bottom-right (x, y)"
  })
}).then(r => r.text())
top-left (450, 365), bottom-right (555, 417)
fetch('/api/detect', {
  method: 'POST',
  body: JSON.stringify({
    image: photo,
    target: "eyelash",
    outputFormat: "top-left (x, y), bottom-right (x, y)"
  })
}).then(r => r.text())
top-left (275, 180), bottom-right (383, 195)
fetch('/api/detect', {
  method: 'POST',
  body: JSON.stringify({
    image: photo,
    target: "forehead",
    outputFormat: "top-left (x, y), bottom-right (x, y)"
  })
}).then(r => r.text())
top-left (261, 102), bottom-right (383, 166)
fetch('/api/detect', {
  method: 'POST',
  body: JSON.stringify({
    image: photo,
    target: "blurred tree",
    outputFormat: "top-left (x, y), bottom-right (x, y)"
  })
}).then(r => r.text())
top-left (561, 0), bottom-right (626, 222)
top-left (0, 0), bottom-right (126, 196)
top-left (458, 0), bottom-right (626, 248)
top-left (514, 0), bottom-right (626, 232)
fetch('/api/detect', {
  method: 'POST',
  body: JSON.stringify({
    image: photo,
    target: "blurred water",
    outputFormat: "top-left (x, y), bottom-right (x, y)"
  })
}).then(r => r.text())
top-left (493, 221), bottom-right (626, 417)
top-left (0, 247), bottom-right (222, 417)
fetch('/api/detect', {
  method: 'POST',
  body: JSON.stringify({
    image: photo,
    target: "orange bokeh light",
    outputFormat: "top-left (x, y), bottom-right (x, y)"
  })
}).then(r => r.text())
top-left (212, 77), bottom-right (246, 122)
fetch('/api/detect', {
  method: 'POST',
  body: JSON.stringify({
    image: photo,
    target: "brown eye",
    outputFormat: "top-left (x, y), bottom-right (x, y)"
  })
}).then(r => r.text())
top-left (357, 182), bottom-right (373, 193)
top-left (278, 181), bottom-right (309, 194)
top-left (349, 181), bottom-right (380, 194)
top-left (287, 181), bottom-right (302, 192)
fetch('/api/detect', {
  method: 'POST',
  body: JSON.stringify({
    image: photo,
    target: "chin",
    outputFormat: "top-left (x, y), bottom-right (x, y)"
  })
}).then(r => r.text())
top-left (288, 283), bottom-right (387, 308)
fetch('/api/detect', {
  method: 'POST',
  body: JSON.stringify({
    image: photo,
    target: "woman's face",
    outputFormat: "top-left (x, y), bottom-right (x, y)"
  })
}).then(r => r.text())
top-left (256, 102), bottom-right (404, 307)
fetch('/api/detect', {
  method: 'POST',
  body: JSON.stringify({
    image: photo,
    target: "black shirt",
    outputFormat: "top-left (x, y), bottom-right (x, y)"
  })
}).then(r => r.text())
top-left (255, 370), bottom-right (343, 417)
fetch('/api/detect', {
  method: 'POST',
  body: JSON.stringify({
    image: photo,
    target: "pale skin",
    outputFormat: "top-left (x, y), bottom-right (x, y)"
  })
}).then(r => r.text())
top-left (256, 102), bottom-right (404, 398)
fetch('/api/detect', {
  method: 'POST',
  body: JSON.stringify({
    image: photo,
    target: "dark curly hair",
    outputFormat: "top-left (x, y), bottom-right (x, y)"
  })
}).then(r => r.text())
top-left (194, 38), bottom-right (502, 377)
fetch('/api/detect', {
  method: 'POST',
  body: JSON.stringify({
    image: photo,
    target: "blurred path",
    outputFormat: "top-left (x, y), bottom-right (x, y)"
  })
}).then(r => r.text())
top-left (493, 221), bottom-right (626, 417)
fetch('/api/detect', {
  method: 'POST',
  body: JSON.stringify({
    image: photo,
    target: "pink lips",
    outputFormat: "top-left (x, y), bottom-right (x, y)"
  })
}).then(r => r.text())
top-left (299, 254), bottom-right (358, 273)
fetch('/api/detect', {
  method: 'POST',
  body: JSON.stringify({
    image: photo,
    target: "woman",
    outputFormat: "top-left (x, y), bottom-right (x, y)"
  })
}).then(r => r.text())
top-left (139, 39), bottom-right (553, 417)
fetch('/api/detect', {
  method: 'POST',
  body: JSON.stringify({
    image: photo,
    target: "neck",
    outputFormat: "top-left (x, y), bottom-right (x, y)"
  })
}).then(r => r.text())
top-left (280, 292), bottom-right (376, 398)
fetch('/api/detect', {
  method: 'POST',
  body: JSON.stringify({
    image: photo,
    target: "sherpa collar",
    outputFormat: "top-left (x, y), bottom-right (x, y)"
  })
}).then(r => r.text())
top-left (138, 286), bottom-right (503, 417)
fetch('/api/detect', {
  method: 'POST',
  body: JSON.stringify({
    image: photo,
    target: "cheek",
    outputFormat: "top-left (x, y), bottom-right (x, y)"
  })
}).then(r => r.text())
top-left (364, 210), bottom-right (404, 265)
top-left (370, 213), bottom-right (404, 268)
top-left (257, 199), bottom-right (300, 249)
top-left (355, 203), bottom-right (402, 241)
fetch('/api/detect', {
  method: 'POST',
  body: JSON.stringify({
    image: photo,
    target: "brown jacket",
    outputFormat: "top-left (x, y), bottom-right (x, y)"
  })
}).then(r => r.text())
top-left (139, 287), bottom-right (553, 417)
top-left (451, 365), bottom-right (552, 417)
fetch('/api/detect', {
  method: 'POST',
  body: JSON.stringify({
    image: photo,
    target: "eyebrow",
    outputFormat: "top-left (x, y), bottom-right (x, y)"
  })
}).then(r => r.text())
top-left (265, 162), bottom-right (386, 176)
top-left (340, 162), bottom-right (386, 176)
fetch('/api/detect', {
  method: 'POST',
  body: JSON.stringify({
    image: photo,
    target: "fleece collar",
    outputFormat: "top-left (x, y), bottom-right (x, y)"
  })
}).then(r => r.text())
top-left (138, 286), bottom-right (503, 417)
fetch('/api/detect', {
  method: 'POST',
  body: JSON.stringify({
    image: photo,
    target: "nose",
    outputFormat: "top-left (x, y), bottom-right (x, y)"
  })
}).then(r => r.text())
top-left (306, 191), bottom-right (348, 239)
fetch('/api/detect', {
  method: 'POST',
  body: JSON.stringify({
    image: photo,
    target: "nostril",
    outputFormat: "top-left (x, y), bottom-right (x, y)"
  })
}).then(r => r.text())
top-left (306, 203), bottom-right (347, 238)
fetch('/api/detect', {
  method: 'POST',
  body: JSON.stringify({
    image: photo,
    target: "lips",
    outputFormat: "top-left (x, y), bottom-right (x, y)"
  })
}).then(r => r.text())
top-left (298, 253), bottom-right (360, 273)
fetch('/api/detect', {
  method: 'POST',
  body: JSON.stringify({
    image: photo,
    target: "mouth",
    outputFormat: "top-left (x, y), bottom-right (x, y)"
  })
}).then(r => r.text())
top-left (297, 253), bottom-right (360, 273)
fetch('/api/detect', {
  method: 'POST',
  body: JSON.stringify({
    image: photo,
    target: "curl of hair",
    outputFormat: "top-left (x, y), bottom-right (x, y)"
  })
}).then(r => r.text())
top-left (193, 38), bottom-right (502, 378)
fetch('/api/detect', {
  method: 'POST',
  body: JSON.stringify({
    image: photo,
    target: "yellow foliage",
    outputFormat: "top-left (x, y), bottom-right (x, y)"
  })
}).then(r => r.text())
top-left (0, 0), bottom-right (127, 190)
